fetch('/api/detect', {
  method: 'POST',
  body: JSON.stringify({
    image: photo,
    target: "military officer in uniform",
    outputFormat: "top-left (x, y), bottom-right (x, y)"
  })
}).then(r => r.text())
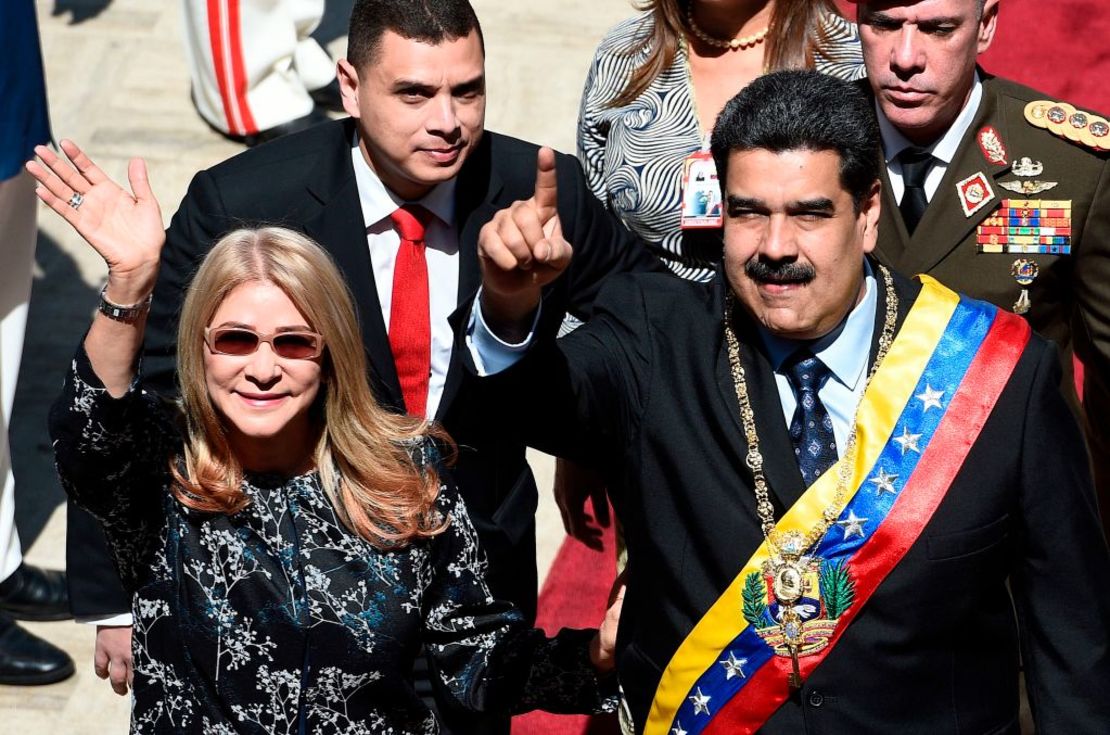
top-left (852, 0), bottom-right (1110, 528)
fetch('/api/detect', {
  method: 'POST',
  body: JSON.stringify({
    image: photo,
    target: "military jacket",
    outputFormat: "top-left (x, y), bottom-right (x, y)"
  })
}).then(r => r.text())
top-left (870, 73), bottom-right (1110, 525)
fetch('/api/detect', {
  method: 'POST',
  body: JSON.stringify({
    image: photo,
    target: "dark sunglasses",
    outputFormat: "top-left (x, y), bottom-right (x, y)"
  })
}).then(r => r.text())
top-left (204, 327), bottom-right (325, 360)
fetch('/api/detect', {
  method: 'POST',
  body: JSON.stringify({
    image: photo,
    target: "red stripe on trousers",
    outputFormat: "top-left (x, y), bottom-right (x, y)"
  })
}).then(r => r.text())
top-left (225, 0), bottom-right (258, 134)
top-left (205, 0), bottom-right (238, 135)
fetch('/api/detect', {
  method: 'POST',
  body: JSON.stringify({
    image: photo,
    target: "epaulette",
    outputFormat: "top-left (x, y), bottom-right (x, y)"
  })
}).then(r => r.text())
top-left (1024, 100), bottom-right (1110, 152)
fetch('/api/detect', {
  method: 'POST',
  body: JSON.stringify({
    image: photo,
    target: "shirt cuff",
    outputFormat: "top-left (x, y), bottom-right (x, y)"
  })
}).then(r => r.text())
top-left (76, 613), bottom-right (134, 627)
top-left (465, 288), bottom-right (541, 376)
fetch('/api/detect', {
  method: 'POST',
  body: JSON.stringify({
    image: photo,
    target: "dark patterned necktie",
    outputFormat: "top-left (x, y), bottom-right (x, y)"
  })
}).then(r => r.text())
top-left (898, 147), bottom-right (934, 235)
top-left (784, 350), bottom-right (838, 486)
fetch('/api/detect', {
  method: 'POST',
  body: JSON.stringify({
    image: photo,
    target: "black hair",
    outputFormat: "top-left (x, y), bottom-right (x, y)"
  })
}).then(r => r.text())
top-left (710, 70), bottom-right (881, 210)
top-left (347, 0), bottom-right (484, 70)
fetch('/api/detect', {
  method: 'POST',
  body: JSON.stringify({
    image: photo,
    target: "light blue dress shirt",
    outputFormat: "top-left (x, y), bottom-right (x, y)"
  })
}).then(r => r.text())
top-left (757, 263), bottom-right (877, 456)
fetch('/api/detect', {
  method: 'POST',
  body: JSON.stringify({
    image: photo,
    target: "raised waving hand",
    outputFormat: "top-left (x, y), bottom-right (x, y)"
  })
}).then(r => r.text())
top-left (27, 140), bottom-right (165, 396)
top-left (26, 140), bottom-right (164, 292)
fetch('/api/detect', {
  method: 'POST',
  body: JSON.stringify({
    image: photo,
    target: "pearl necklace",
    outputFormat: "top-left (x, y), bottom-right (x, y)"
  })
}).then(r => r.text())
top-left (685, 6), bottom-right (769, 50)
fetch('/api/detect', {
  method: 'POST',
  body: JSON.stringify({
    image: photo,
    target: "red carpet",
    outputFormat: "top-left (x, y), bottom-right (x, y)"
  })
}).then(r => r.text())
top-left (512, 511), bottom-right (619, 735)
top-left (514, 4), bottom-right (1107, 733)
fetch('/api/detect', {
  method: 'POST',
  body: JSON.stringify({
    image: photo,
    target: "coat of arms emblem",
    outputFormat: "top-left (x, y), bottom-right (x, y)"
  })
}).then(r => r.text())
top-left (742, 557), bottom-right (856, 657)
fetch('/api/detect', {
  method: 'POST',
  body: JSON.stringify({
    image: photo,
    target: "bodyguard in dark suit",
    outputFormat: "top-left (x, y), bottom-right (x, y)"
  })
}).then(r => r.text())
top-left (851, 0), bottom-right (1110, 529)
top-left (64, 0), bottom-right (663, 726)
top-left (468, 71), bottom-right (1110, 733)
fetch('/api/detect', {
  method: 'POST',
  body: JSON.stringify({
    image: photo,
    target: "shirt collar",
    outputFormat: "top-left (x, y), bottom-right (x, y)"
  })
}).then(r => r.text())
top-left (877, 71), bottom-right (983, 164)
top-left (758, 260), bottom-right (877, 392)
top-left (350, 134), bottom-right (457, 229)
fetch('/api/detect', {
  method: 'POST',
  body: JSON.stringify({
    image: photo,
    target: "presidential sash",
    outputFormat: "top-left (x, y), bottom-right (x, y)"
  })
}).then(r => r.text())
top-left (646, 277), bottom-right (1031, 735)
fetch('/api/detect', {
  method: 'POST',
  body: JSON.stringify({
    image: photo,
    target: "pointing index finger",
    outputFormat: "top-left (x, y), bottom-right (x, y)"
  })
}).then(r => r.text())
top-left (533, 146), bottom-right (558, 224)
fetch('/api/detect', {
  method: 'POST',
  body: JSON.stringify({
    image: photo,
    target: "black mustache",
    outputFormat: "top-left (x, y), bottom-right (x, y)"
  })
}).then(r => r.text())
top-left (745, 259), bottom-right (816, 284)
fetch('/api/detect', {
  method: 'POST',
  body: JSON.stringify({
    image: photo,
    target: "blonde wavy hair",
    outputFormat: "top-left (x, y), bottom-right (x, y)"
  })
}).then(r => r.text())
top-left (171, 227), bottom-right (449, 547)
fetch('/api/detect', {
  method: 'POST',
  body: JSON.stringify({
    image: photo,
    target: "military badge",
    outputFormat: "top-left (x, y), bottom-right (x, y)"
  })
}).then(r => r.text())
top-left (999, 156), bottom-right (1058, 195)
top-left (1010, 259), bottom-right (1040, 315)
top-left (1011, 157), bottom-right (1043, 177)
top-left (977, 126), bottom-right (1008, 165)
top-left (1024, 100), bottom-right (1052, 129)
top-left (956, 172), bottom-right (996, 216)
top-left (1046, 103), bottom-right (1074, 134)
top-left (1026, 99), bottom-right (1110, 152)
top-left (1081, 115), bottom-right (1110, 151)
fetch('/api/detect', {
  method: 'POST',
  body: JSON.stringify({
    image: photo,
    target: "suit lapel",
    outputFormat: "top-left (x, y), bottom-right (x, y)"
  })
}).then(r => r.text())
top-left (715, 287), bottom-right (808, 513)
top-left (439, 136), bottom-right (505, 420)
top-left (301, 121), bottom-right (403, 411)
top-left (900, 75), bottom-right (1012, 275)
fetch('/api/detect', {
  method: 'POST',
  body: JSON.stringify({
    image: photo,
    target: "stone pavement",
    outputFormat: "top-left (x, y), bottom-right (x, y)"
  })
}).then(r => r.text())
top-left (5, 0), bottom-right (629, 729)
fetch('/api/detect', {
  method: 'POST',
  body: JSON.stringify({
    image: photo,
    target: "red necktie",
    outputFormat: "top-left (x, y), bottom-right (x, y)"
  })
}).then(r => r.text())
top-left (388, 205), bottom-right (432, 417)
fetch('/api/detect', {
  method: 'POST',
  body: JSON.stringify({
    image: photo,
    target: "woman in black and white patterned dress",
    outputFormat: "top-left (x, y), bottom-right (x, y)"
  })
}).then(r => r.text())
top-left (29, 141), bottom-right (620, 734)
top-left (578, 0), bottom-right (865, 282)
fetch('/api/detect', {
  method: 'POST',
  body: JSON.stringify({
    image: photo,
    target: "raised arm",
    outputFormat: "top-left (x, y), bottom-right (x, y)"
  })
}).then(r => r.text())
top-left (26, 140), bottom-right (165, 393)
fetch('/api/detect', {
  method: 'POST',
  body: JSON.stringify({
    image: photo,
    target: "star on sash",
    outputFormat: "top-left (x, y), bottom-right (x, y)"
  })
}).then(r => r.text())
top-left (719, 651), bottom-right (748, 679)
top-left (689, 687), bottom-right (712, 716)
top-left (915, 384), bottom-right (945, 412)
top-left (869, 467), bottom-right (899, 496)
top-left (893, 425), bottom-right (923, 455)
top-left (837, 510), bottom-right (868, 539)
top-left (671, 724), bottom-right (689, 735)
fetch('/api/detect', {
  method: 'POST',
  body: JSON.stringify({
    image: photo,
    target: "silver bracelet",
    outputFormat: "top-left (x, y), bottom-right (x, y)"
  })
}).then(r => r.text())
top-left (98, 284), bottom-right (153, 323)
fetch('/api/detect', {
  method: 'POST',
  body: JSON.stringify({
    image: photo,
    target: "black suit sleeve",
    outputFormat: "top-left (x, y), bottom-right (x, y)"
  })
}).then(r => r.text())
top-left (470, 274), bottom-right (653, 469)
top-left (143, 170), bottom-right (229, 396)
top-left (1011, 341), bottom-right (1110, 730)
top-left (66, 500), bottom-right (130, 618)
top-left (555, 152), bottom-right (669, 321)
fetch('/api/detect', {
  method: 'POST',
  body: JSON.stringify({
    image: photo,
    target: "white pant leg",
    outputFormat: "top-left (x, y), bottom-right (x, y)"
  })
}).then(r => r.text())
top-left (0, 171), bottom-right (37, 583)
top-left (181, 0), bottom-right (322, 136)
top-left (289, 0), bottom-right (335, 93)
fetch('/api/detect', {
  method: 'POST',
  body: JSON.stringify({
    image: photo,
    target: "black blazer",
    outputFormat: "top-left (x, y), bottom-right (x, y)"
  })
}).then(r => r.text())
top-left (469, 266), bottom-right (1110, 733)
top-left (67, 117), bottom-right (666, 620)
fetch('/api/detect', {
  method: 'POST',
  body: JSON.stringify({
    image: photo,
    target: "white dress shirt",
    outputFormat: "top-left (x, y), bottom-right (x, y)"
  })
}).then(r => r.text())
top-left (878, 72), bottom-right (983, 205)
top-left (351, 140), bottom-right (459, 420)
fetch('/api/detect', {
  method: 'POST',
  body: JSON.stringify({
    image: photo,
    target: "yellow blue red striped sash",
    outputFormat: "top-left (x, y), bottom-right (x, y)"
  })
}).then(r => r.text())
top-left (646, 277), bottom-right (1031, 735)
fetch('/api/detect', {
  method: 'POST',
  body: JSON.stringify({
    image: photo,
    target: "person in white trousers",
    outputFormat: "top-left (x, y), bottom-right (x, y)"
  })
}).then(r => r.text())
top-left (183, 0), bottom-right (340, 145)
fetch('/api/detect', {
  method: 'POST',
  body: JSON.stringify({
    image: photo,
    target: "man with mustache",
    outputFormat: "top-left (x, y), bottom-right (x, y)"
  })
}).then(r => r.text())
top-left (850, 0), bottom-right (1110, 529)
top-left (465, 70), bottom-right (1110, 732)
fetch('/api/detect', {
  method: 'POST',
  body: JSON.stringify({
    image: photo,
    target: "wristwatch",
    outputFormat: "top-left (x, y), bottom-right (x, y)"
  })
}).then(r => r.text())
top-left (98, 284), bottom-right (153, 323)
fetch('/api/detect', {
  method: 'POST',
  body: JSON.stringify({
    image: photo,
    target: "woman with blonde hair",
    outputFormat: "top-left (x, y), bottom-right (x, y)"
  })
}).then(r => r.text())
top-left (29, 141), bottom-right (620, 733)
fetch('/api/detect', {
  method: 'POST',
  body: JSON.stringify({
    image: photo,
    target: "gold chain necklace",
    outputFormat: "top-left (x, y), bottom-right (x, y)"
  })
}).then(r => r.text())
top-left (685, 6), bottom-right (769, 51)
top-left (723, 264), bottom-right (898, 687)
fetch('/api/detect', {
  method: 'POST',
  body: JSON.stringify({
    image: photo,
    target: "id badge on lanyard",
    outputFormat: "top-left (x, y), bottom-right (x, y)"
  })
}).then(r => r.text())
top-left (680, 136), bottom-right (723, 230)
